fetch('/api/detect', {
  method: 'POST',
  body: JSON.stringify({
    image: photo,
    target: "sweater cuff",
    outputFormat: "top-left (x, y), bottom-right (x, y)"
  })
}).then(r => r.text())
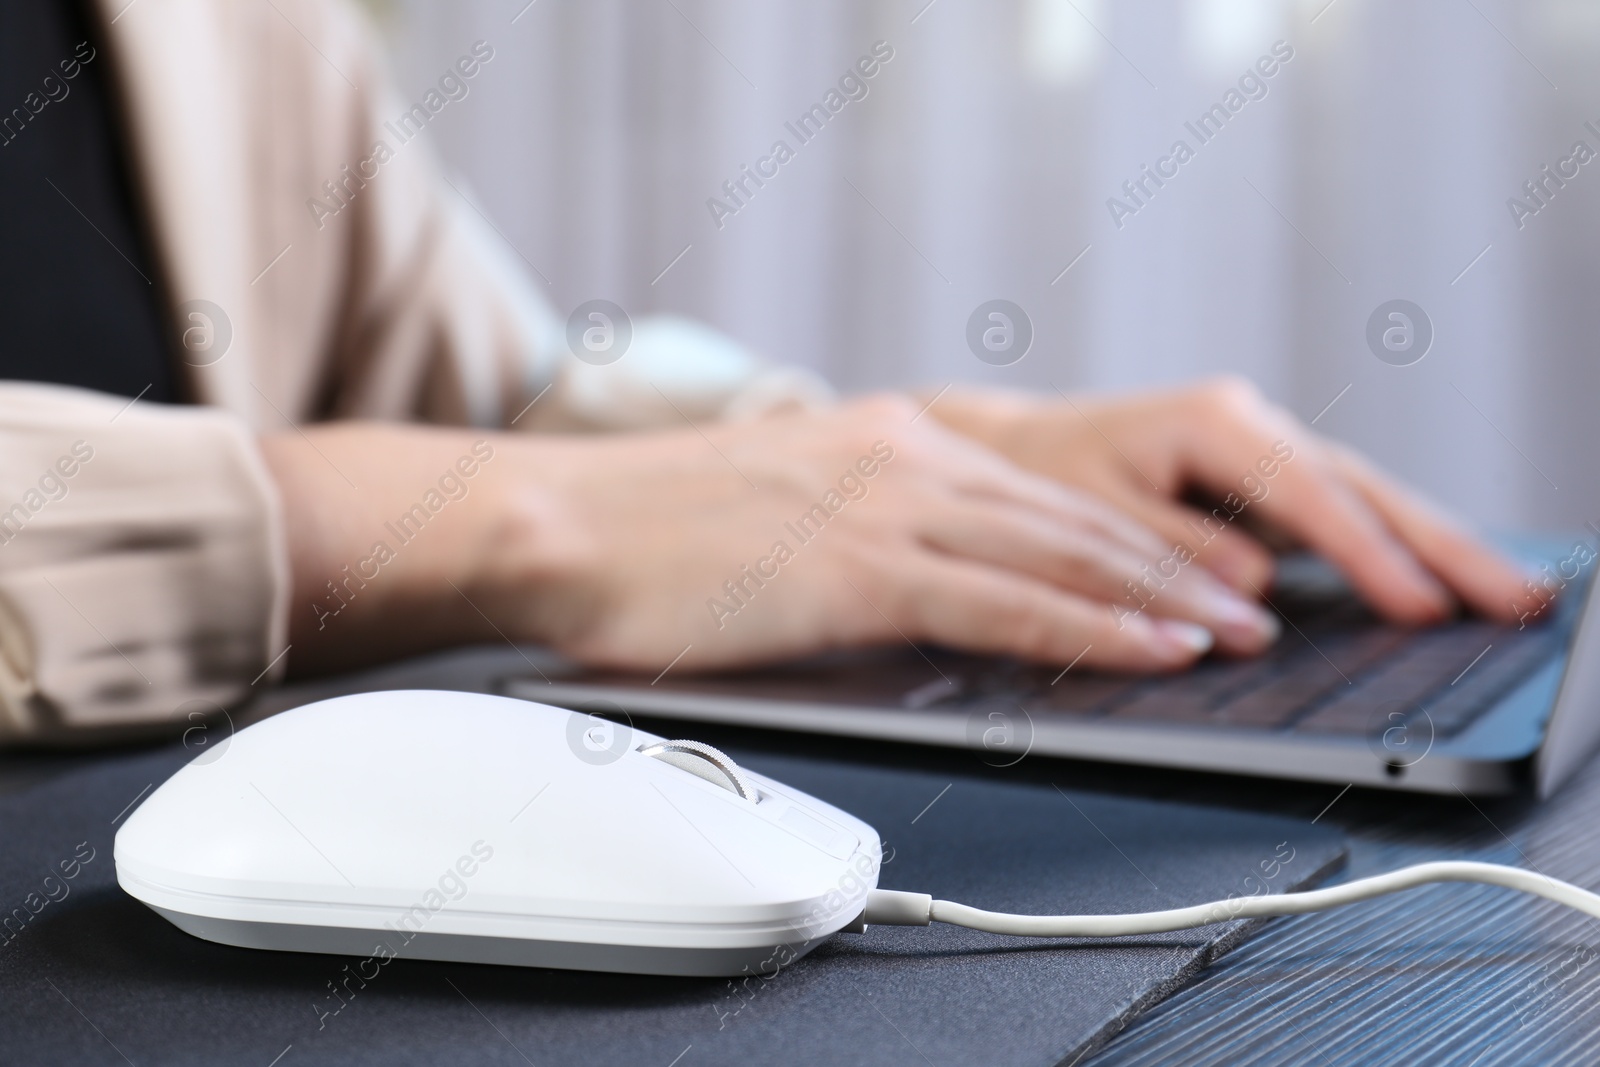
top-left (517, 316), bottom-right (835, 433)
top-left (0, 384), bottom-right (288, 742)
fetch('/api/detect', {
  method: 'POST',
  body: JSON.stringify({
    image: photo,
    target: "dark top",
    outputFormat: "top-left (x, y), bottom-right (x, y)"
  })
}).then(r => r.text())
top-left (0, 0), bottom-right (176, 403)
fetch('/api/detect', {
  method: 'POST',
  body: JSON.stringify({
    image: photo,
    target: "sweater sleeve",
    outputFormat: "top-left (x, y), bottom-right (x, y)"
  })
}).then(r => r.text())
top-left (22, 0), bottom-right (828, 742)
top-left (0, 384), bottom-right (287, 742)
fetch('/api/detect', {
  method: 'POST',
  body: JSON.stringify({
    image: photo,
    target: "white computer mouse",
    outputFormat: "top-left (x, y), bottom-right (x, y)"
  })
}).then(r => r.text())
top-left (115, 690), bottom-right (882, 977)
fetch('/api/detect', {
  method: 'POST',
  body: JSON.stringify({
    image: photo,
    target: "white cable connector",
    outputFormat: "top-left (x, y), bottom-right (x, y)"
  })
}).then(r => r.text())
top-left (862, 889), bottom-right (933, 926)
top-left (861, 862), bottom-right (1600, 937)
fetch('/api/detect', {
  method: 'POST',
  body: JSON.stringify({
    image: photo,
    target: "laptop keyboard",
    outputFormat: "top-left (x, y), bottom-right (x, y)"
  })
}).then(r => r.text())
top-left (535, 561), bottom-right (1580, 746)
top-left (930, 614), bottom-right (1565, 739)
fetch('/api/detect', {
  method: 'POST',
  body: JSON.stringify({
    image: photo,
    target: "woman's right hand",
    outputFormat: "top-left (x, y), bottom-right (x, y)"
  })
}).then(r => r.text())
top-left (263, 396), bottom-right (1280, 678)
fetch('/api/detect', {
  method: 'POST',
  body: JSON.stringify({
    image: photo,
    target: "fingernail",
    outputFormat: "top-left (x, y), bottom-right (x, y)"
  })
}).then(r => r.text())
top-left (1204, 589), bottom-right (1281, 645)
top-left (1152, 618), bottom-right (1214, 658)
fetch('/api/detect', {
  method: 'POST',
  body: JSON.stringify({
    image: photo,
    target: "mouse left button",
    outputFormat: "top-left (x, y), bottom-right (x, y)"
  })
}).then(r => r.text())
top-left (639, 740), bottom-right (758, 800)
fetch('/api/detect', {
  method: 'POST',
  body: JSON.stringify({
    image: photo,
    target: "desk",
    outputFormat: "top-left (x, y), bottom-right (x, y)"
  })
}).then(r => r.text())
top-left (4, 646), bottom-right (1594, 1066)
top-left (613, 712), bottom-right (1600, 1066)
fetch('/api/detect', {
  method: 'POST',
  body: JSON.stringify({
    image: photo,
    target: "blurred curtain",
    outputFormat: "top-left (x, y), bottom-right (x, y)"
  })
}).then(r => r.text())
top-left (386, 0), bottom-right (1600, 534)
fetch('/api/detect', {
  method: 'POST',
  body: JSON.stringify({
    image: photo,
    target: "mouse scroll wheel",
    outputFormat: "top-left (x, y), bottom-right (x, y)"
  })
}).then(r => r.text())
top-left (639, 740), bottom-right (758, 801)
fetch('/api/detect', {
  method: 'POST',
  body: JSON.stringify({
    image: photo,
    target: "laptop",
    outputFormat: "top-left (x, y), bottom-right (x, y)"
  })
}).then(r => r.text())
top-left (502, 550), bottom-right (1600, 797)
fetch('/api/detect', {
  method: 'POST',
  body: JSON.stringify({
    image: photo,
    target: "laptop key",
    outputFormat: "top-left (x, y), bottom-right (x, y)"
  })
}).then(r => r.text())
top-left (1020, 676), bottom-right (1144, 717)
top-left (1107, 660), bottom-right (1279, 723)
top-left (1212, 628), bottom-right (1415, 728)
top-left (1291, 624), bottom-right (1514, 734)
top-left (1420, 632), bottom-right (1562, 735)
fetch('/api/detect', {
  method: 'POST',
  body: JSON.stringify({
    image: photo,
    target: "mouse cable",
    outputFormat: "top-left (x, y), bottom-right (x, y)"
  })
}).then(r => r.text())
top-left (861, 861), bottom-right (1600, 936)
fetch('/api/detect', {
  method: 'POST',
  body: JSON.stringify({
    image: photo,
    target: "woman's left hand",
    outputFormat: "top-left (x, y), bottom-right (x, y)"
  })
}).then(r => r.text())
top-left (929, 378), bottom-right (1539, 626)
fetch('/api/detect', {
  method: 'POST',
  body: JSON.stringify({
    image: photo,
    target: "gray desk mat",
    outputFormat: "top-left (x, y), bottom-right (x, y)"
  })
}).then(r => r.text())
top-left (0, 741), bottom-right (1344, 1067)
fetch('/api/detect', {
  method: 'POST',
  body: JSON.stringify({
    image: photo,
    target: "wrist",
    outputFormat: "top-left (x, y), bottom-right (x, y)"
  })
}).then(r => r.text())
top-left (463, 435), bottom-right (604, 654)
top-left (261, 424), bottom-right (526, 673)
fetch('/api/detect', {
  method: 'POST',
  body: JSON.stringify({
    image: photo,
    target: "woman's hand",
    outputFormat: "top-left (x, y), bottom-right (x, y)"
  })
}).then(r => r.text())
top-left (261, 396), bottom-right (1282, 678)
top-left (927, 378), bottom-right (1537, 625)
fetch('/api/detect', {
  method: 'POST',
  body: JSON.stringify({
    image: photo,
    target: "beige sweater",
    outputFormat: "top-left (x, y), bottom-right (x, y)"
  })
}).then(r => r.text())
top-left (0, 0), bottom-right (826, 741)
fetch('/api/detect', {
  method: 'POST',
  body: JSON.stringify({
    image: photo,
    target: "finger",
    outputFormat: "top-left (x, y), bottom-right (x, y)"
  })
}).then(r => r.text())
top-left (1084, 483), bottom-right (1277, 594)
top-left (1325, 445), bottom-right (1539, 622)
top-left (914, 495), bottom-right (1279, 654)
top-left (1169, 398), bottom-right (1453, 623)
top-left (920, 428), bottom-right (1178, 562)
top-left (858, 548), bottom-right (1217, 672)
